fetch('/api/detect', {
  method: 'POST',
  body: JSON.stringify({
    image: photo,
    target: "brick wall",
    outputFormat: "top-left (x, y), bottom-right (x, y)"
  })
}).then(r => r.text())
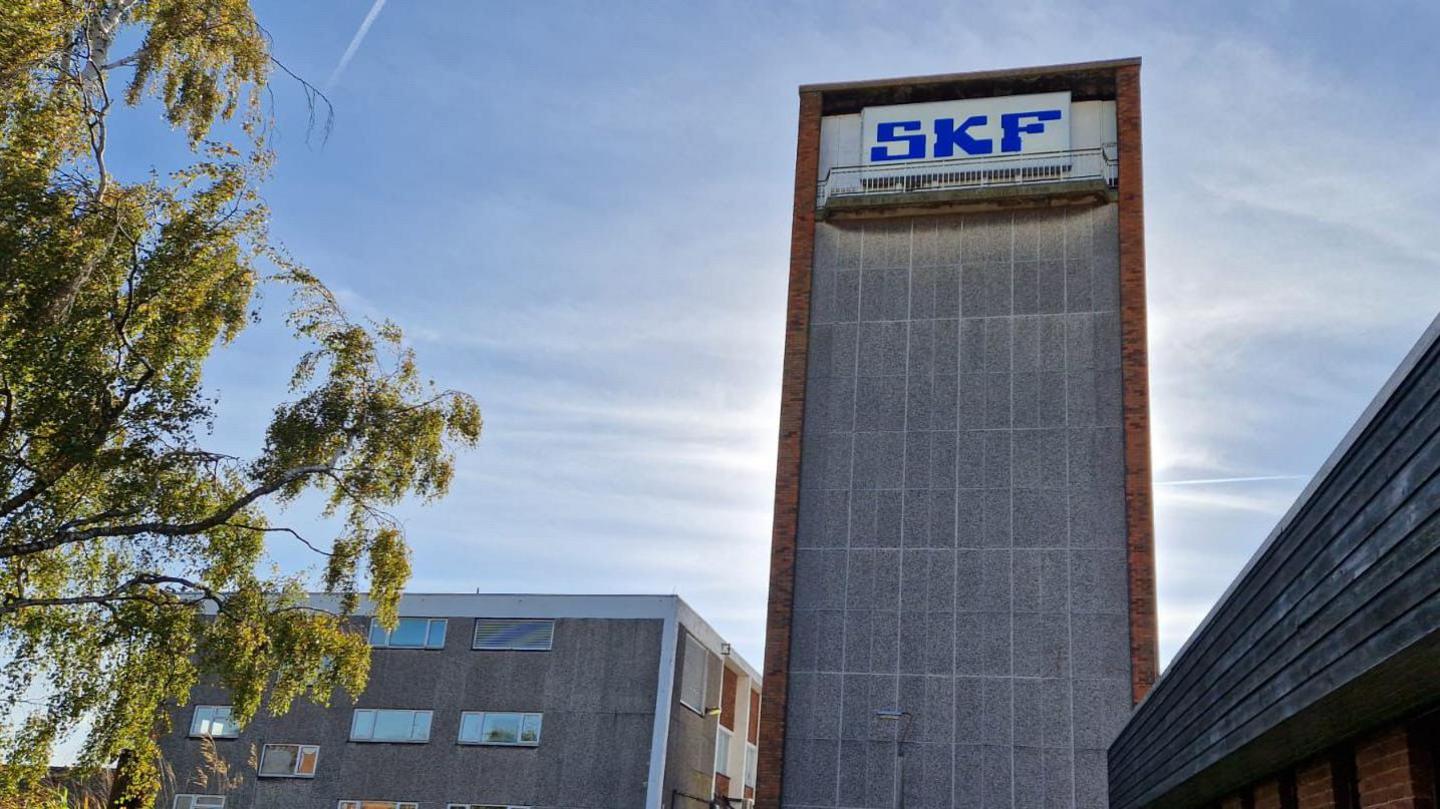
top-left (1356, 725), bottom-right (1436, 809)
top-left (755, 87), bottom-right (822, 809)
top-left (1114, 60), bottom-right (1159, 707)
top-left (1255, 778), bottom-right (1284, 809)
top-left (748, 688), bottom-right (761, 745)
top-left (1297, 757), bottom-right (1339, 809)
top-left (1218, 720), bottom-right (1438, 809)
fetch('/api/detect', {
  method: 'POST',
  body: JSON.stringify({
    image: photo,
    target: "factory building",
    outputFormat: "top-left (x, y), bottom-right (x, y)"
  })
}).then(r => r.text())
top-left (1108, 316), bottom-right (1440, 809)
top-left (758, 58), bottom-right (1156, 809)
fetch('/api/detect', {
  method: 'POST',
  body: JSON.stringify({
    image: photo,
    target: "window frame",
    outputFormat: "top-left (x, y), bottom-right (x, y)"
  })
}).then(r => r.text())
top-left (714, 725), bottom-right (732, 776)
top-left (744, 741), bottom-right (758, 788)
top-left (457, 711), bottom-right (543, 747)
top-left (471, 618), bottom-right (555, 651)
top-left (173, 796), bottom-right (225, 809)
top-left (446, 805), bottom-right (533, 809)
top-left (257, 743), bottom-right (320, 778)
top-left (679, 633), bottom-right (709, 715)
top-left (337, 802), bottom-right (418, 809)
top-left (368, 617), bottom-right (447, 650)
top-left (349, 709), bottom-right (433, 743)
top-left (187, 705), bottom-right (239, 739)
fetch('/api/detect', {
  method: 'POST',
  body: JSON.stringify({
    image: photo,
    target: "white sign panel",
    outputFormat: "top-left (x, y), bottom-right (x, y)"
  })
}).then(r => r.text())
top-left (861, 91), bottom-right (1072, 164)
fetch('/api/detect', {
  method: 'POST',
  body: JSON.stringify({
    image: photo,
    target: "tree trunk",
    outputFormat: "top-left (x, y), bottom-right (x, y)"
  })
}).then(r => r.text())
top-left (104, 750), bottom-right (141, 809)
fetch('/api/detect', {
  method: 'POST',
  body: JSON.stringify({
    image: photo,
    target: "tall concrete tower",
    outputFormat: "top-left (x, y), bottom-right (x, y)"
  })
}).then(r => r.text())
top-left (758, 59), bottom-right (1157, 809)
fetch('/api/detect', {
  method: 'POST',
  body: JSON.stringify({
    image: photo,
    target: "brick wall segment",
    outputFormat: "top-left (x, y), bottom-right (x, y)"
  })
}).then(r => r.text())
top-left (1114, 61), bottom-right (1160, 706)
top-left (1256, 778), bottom-right (1285, 809)
top-left (1297, 756), bottom-right (1340, 809)
top-left (1354, 724), bottom-right (1436, 809)
top-left (721, 666), bottom-right (738, 730)
top-left (748, 689), bottom-right (761, 746)
top-left (755, 88), bottom-right (823, 809)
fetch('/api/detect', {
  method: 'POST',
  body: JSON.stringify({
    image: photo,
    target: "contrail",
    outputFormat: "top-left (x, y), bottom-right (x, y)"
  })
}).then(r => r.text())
top-left (1155, 474), bottom-right (1307, 487)
top-left (326, 0), bottom-right (389, 91)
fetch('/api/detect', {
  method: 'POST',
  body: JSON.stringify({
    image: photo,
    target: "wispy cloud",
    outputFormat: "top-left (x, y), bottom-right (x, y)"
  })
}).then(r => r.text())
top-left (326, 0), bottom-right (388, 91)
top-left (1156, 475), bottom-right (1307, 487)
top-left (210, 0), bottom-right (1440, 672)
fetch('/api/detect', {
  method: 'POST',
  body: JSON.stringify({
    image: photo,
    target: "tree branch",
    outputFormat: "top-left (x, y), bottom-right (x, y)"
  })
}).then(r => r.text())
top-left (0, 379), bottom-right (13, 445)
top-left (267, 55), bottom-right (334, 145)
top-left (0, 573), bottom-right (222, 618)
top-left (101, 51), bottom-right (140, 70)
top-left (225, 523), bottom-right (333, 557)
top-left (0, 465), bottom-right (332, 560)
top-left (0, 338), bottom-right (155, 521)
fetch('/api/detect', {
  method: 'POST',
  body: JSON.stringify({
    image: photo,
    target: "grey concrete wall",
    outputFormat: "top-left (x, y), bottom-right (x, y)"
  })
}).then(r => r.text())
top-left (158, 617), bottom-right (663, 809)
top-left (784, 205), bottom-right (1133, 809)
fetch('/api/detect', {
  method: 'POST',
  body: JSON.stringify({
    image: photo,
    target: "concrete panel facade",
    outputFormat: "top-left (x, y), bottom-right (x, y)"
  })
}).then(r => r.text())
top-left (664, 629), bottom-right (732, 804)
top-left (156, 594), bottom-right (762, 809)
top-left (160, 616), bottom-right (662, 809)
top-left (782, 206), bottom-right (1133, 809)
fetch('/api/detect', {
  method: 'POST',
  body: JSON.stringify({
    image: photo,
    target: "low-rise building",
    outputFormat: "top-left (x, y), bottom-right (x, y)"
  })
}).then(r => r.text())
top-left (158, 593), bottom-right (761, 809)
top-left (1108, 315), bottom-right (1440, 809)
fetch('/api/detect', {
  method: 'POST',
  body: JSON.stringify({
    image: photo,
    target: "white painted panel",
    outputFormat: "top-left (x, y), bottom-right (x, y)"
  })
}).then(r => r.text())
top-left (1069, 100), bottom-right (1117, 150)
top-left (861, 91), bottom-right (1071, 164)
top-left (819, 113), bottom-right (861, 183)
top-left (1100, 100), bottom-right (1117, 146)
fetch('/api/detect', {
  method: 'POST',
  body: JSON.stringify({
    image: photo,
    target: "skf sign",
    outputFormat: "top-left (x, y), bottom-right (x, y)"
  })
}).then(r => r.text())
top-left (861, 91), bottom-right (1071, 164)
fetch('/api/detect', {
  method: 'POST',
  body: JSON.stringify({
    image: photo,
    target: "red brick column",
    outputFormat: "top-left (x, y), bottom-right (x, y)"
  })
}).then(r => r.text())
top-left (755, 88), bottom-right (823, 809)
top-left (1114, 61), bottom-right (1160, 705)
top-left (1297, 757), bottom-right (1340, 809)
top-left (1256, 779), bottom-right (1285, 809)
top-left (1356, 725), bottom-right (1437, 809)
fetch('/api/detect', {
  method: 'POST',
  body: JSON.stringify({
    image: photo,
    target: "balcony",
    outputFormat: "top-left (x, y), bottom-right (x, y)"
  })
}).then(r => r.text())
top-left (816, 144), bottom-right (1118, 217)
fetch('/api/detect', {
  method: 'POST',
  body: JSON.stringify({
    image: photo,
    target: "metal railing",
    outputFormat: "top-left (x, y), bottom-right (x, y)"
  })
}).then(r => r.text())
top-left (817, 143), bottom-right (1118, 209)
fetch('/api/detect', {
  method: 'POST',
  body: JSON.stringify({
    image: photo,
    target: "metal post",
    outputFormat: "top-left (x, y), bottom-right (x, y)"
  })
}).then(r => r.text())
top-left (876, 709), bottom-right (913, 809)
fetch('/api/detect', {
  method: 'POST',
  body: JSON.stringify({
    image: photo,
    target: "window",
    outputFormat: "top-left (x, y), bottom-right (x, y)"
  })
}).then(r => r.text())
top-left (680, 633), bottom-right (709, 713)
top-left (369, 617), bottom-right (447, 649)
top-left (472, 619), bottom-right (554, 651)
top-left (1332, 747), bottom-right (1360, 809)
top-left (458, 711), bottom-right (543, 746)
top-left (337, 802), bottom-right (418, 809)
top-left (447, 805), bottom-right (533, 809)
top-left (744, 742), bottom-right (757, 788)
top-left (258, 743), bottom-right (319, 777)
top-left (350, 709), bottom-right (432, 743)
top-left (188, 706), bottom-right (238, 738)
top-left (1423, 713), bottom-right (1440, 809)
top-left (173, 797), bottom-right (224, 809)
top-left (1279, 769), bottom-right (1298, 809)
top-left (715, 727), bottom-right (732, 776)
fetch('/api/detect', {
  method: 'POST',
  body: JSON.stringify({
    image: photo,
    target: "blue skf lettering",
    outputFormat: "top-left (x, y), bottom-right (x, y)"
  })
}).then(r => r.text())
top-left (999, 110), bottom-right (1062, 152)
top-left (870, 120), bottom-right (926, 161)
top-left (932, 115), bottom-right (992, 157)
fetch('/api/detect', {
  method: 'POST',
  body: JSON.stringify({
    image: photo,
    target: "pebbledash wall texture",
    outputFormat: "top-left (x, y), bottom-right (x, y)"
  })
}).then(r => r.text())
top-left (759, 59), bottom-right (1157, 809)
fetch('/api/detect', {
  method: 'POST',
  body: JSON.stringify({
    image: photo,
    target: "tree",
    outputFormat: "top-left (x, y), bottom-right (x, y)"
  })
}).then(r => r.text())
top-left (0, 2), bottom-right (482, 805)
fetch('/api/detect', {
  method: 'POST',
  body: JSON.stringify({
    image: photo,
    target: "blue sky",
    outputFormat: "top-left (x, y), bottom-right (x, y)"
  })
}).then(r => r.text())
top-left (116, 0), bottom-right (1440, 670)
